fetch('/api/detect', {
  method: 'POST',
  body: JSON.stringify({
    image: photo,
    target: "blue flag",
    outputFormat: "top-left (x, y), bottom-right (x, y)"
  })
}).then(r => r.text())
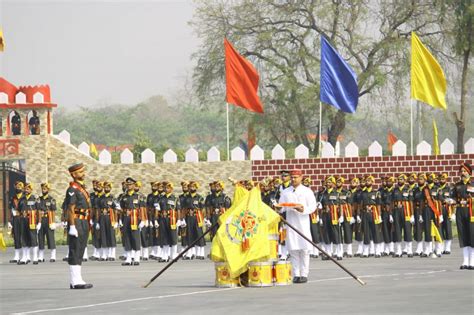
top-left (320, 37), bottom-right (359, 113)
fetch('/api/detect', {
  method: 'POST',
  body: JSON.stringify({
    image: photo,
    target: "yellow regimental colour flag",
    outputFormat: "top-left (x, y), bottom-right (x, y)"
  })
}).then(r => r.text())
top-left (90, 143), bottom-right (99, 158)
top-left (0, 27), bottom-right (4, 52)
top-left (433, 119), bottom-right (439, 155)
top-left (0, 232), bottom-right (7, 251)
top-left (211, 187), bottom-right (280, 278)
top-left (411, 32), bottom-right (447, 110)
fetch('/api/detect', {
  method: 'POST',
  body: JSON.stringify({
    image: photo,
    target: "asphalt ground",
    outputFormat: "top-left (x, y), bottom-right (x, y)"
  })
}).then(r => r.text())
top-left (0, 244), bottom-right (473, 315)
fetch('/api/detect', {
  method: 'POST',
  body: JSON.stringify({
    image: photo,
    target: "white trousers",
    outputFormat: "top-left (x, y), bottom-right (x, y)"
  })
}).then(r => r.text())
top-left (289, 250), bottom-right (310, 278)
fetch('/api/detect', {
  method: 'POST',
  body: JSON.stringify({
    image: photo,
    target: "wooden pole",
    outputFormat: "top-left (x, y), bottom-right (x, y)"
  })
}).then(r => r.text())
top-left (280, 216), bottom-right (366, 286)
top-left (143, 222), bottom-right (218, 288)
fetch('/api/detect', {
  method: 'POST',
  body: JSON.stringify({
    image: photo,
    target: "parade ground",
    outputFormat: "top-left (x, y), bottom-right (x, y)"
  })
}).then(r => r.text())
top-left (0, 245), bottom-right (472, 315)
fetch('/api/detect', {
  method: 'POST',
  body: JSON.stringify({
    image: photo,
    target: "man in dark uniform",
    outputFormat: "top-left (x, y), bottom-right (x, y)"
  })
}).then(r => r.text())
top-left (409, 173), bottom-right (424, 256)
top-left (207, 181), bottom-right (231, 241)
top-left (65, 163), bottom-right (93, 289)
top-left (28, 110), bottom-right (40, 135)
top-left (453, 162), bottom-right (474, 269)
top-left (157, 182), bottom-right (180, 262)
top-left (11, 111), bottom-right (21, 135)
top-left (304, 177), bottom-right (321, 258)
top-left (320, 176), bottom-right (342, 260)
top-left (147, 181), bottom-right (161, 260)
top-left (134, 181), bottom-right (150, 261)
top-left (392, 174), bottom-right (414, 257)
top-left (8, 181), bottom-right (24, 263)
top-left (414, 173), bottom-right (442, 257)
top-left (89, 180), bottom-right (101, 261)
top-left (438, 173), bottom-right (455, 254)
top-left (337, 177), bottom-right (354, 258)
top-left (37, 183), bottom-right (57, 262)
top-left (428, 173), bottom-right (444, 257)
top-left (205, 182), bottom-right (217, 239)
top-left (349, 178), bottom-right (364, 257)
top-left (380, 176), bottom-right (395, 256)
top-left (18, 183), bottom-right (40, 264)
top-left (119, 178), bottom-right (145, 266)
top-left (184, 181), bottom-right (206, 260)
top-left (116, 181), bottom-right (127, 260)
top-left (361, 175), bottom-right (383, 258)
top-left (178, 181), bottom-right (189, 256)
top-left (98, 182), bottom-right (119, 261)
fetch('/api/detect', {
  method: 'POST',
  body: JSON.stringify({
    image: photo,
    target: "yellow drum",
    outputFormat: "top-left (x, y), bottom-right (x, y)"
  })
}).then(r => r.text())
top-left (215, 262), bottom-right (239, 288)
top-left (248, 261), bottom-right (274, 287)
top-left (268, 234), bottom-right (279, 261)
top-left (274, 261), bottom-right (292, 286)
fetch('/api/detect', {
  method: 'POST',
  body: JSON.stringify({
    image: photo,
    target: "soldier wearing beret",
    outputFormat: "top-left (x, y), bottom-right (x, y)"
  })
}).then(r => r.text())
top-left (65, 163), bottom-right (93, 289)
top-left (453, 162), bottom-right (474, 269)
top-left (37, 183), bottom-right (57, 262)
top-left (8, 181), bottom-right (24, 264)
top-left (18, 183), bottom-right (40, 264)
top-left (98, 182), bottom-right (119, 261)
top-left (119, 178), bottom-right (146, 266)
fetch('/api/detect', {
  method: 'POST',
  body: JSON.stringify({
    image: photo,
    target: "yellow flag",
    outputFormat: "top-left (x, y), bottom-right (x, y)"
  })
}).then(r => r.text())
top-left (0, 28), bottom-right (4, 52)
top-left (211, 187), bottom-right (280, 277)
top-left (0, 232), bottom-right (7, 251)
top-left (411, 32), bottom-right (447, 110)
top-left (432, 119), bottom-right (439, 155)
top-left (431, 221), bottom-right (442, 242)
top-left (90, 143), bottom-right (99, 158)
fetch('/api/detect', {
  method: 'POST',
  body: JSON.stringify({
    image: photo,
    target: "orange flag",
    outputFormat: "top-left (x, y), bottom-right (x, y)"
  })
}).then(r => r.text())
top-left (388, 131), bottom-right (398, 151)
top-left (225, 39), bottom-right (263, 113)
top-left (248, 122), bottom-right (256, 151)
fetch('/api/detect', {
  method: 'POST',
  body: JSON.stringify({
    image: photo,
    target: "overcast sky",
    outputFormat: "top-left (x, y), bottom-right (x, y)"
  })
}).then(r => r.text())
top-left (0, 0), bottom-right (200, 108)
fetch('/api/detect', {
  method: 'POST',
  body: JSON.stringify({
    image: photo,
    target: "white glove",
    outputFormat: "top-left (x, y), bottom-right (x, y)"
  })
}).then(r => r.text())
top-left (410, 215), bottom-right (415, 224)
top-left (113, 222), bottom-right (118, 229)
top-left (7, 222), bottom-right (12, 229)
top-left (62, 221), bottom-right (68, 228)
top-left (419, 215), bottom-right (423, 223)
top-left (389, 215), bottom-right (394, 223)
top-left (154, 220), bottom-right (159, 228)
top-left (338, 216), bottom-right (344, 224)
top-left (204, 218), bottom-right (212, 227)
top-left (439, 215), bottom-right (444, 224)
top-left (181, 219), bottom-right (187, 227)
top-left (95, 223), bottom-right (100, 230)
top-left (450, 213), bottom-right (455, 221)
top-left (119, 219), bottom-right (123, 227)
top-left (319, 218), bottom-right (323, 226)
top-left (350, 217), bottom-right (355, 224)
top-left (50, 223), bottom-right (56, 230)
top-left (36, 222), bottom-right (42, 232)
top-left (356, 215), bottom-right (361, 224)
top-left (69, 225), bottom-right (78, 237)
top-left (317, 202), bottom-right (323, 210)
top-left (138, 221), bottom-right (145, 230)
top-left (89, 219), bottom-right (94, 226)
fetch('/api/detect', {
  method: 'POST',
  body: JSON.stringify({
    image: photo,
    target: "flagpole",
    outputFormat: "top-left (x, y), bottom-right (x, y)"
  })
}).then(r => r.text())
top-left (319, 101), bottom-right (322, 157)
top-left (226, 102), bottom-right (230, 161)
top-left (410, 99), bottom-right (413, 155)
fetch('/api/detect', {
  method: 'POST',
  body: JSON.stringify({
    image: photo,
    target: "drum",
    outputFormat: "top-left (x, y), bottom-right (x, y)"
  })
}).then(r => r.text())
top-left (274, 261), bottom-right (292, 286)
top-left (215, 262), bottom-right (239, 288)
top-left (248, 261), bottom-right (273, 287)
top-left (268, 234), bottom-right (279, 261)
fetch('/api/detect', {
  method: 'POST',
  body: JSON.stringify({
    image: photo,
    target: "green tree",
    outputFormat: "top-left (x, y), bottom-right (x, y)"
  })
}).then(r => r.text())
top-left (449, 0), bottom-right (473, 153)
top-left (191, 0), bottom-right (446, 154)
